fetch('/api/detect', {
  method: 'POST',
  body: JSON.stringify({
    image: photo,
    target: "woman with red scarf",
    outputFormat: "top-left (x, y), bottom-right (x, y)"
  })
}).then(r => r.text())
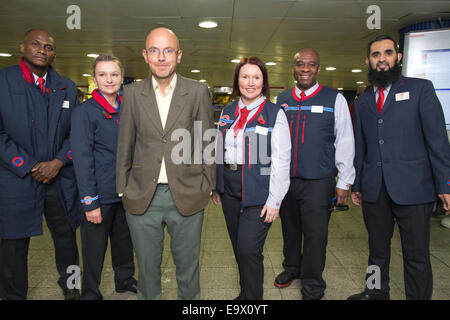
top-left (70, 54), bottom-right (137, 300)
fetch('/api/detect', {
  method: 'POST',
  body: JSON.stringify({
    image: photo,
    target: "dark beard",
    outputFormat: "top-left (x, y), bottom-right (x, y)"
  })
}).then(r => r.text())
top-left (368, 62), bottom-right (401, 88)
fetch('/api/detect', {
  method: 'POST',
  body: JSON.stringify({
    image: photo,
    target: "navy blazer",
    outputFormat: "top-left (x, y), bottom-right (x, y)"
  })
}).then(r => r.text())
top-left (353, 76), bottom-right (450, 205)
top-left (70, 97), bottom-right (121, 212)
top-left (0, 64), bottom-right (81, 239)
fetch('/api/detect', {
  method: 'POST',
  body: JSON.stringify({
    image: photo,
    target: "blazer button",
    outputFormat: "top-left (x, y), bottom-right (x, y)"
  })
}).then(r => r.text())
top-left (377, 162), bottom-right (382, 167)
top-left (378, 119), bottom-right (383, 124)
top-left (162, 138), bottom-right (167, 143)
top-left (379, 139), bottom-right (384, 145)
top-left (152, 178), bottom-right (157, 183)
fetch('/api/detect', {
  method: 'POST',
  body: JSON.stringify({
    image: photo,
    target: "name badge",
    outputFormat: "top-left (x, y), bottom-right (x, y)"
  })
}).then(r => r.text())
top-left (311, 105), bottom-right (323, 113)
top-left (62, 100), bottom-right (70, 109)
top-left (255, 125), bottom-right (268, 136)
top-left (395, 91), bottom-right (410, 101)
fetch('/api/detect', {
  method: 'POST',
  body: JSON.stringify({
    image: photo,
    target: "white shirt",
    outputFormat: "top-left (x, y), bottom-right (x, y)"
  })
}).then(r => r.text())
top-left (152, 74), bottom-right (177, 184)
top-left (295, 82), bottom-right (355, 190)
top-left (222, 96), bottom-right (291, 209)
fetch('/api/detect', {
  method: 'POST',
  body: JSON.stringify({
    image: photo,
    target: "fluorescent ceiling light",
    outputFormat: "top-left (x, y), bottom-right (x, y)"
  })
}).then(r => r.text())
top-left (82, 74), bottom-right (91, 77)
top-left (198, 21), bottom-right (218, 29)
top-left (356, 81), bottom-right (364, 84)
top-left (87, 53), bottom-right (99, 58)
top-left (352, 69), bottom-right (362, 73)
top-left (326, 67), bottom-right (336, 71)
top-left (231, 59), bottom-right (240, 63)
top-left (337, 87), bottom-right (343, 90)
top-left (199, 79), bottom-right (206, 82)
top-left (191, 69), bottom-right (200, 73)
top-left (0, 53), bottom-right (12, 57)
top-left (266, 62), bottom-right (276, 66)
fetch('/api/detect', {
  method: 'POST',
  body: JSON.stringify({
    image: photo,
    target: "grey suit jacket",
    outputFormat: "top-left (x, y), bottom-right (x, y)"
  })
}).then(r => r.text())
top-left (116, 75), bottom-right (216, 215)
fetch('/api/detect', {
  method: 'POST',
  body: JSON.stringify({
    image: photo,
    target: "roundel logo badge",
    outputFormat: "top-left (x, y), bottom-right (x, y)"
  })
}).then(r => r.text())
top-left (12, 156), bottom-right (24, 167)
top-left (67, 150), bottom-right (72, 160)
top-left (281, 103), bottom-right (288, 109)
top-left (219, 115), bottom-right (230, 127)
top-left (83, 196), bottom-right (94, 205)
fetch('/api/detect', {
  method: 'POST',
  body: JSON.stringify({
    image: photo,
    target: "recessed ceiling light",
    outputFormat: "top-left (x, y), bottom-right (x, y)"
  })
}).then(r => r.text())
top-left (231, 59), bottom-right (240, 63)
top-left (266, 62), bottom-right (276, 66)
top-left (198, 20), bottom-right (218, 29)
top-left (87, 53), bottom-right (99, 58)
top-left (337, 87), bottom-right (344, 90)
top-left (135, 79), bottom-right (143, 82)
top-left (326, 67), bottom-right (336, 71)
top-left (352, 69), bottom-right (362, 73)
top-left (199, 79), bottom-right (206, 83)
top-left (0, 53), bottom-right (12, 57)
top-left (356, 81), bottom-right (364, 84)
top-left (191, 69), bottom-right (200, 73)
top-left (83, 74), bottom-right (91, 77)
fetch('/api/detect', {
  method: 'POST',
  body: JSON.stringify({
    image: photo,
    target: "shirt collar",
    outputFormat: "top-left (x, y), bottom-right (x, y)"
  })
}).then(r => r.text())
top-left (238, 95), bottom-right (266, 111)
top-left (373, 84), bottom-right (392, 93)
top-left (152, 73), bottom-right (177, 95)
top-left (295, 82), bottom-right (319, 98)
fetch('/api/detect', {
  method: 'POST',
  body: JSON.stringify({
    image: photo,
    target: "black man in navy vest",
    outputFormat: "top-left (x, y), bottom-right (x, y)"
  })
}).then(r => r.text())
top-left (274, 48), bottom-right (355, 300)
top-left (0, 29), bottom-right (81, 300)
top-left (348, 35), bottom-right (450, 300)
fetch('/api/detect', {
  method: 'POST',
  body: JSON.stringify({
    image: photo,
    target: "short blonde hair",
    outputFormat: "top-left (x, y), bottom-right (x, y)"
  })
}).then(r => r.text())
top-left (92, 53), bottom-right (123, 75)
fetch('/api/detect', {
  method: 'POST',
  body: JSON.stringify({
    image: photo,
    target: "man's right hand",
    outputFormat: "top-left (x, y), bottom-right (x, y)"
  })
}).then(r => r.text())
top-left (86, 208), bottom-right (102, 224)
top-left (212, 192), bottom-right (221, 205)
top-left (351, 192), bottom-right (362, 207)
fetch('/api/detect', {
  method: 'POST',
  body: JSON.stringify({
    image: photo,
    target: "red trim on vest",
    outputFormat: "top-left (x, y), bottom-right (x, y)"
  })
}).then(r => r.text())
top-left (302, 115), bottom-right (306, 144)
top-left (292, 85), bottom-right (323, 102)
top-left (92, 89), bottom-right (122, 114)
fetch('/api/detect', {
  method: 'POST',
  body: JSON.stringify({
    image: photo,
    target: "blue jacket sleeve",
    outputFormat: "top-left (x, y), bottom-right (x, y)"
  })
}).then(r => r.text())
top-left (70, 105), bottom-right (100, 211)
top-left (0, 72), bottom-right (37, 177)
top-left (419, 80), bottom-right (450, 194)
top-left (56, 85), bottom-right (78, 166)
top-left (352, 98), bottom-right (365, 193)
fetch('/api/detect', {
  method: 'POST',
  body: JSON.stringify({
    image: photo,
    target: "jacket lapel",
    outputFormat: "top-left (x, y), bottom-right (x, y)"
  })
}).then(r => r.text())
top-left (47, 68), bottom-right (66, 148)
top-left (163, 76), bottom-right (189, 136)
top-left (140, 78), bottom-right (164, 135)
top-left (380, 76), bottom-right (406, 117)
top-left (364, 87), bottom-right (379, 117)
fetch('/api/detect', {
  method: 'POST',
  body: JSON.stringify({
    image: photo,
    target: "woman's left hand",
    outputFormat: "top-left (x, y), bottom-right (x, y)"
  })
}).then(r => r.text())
top-left (260, 205), bottom-right (279, 223)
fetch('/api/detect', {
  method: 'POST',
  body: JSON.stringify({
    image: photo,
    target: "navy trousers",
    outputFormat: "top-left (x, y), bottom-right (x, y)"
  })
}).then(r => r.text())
top-left (220, 167), bottom-right (271, 300)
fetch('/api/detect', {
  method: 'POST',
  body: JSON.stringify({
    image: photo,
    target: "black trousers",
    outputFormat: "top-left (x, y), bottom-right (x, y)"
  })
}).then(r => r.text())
top-left (0, 238), bottom-right (30, 300)
top-left (80, 202), bottom-right (136, 300)
top-left (279, 177), bottom-right (335, 299)
top-left (220, 167), bottom-right (271, 300)
top-left (362, 179), bottom-right (433, 300)
top-left (0, 182), bottom-right (79, 300)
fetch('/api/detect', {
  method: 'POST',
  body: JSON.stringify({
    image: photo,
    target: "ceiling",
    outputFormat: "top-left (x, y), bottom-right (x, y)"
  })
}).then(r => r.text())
top-left (0, 0), bottom-right (449, 93)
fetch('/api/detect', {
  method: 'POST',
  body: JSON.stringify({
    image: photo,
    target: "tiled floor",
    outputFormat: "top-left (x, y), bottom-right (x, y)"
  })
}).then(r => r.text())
top-left (25, 200), bottom-right (450, 300)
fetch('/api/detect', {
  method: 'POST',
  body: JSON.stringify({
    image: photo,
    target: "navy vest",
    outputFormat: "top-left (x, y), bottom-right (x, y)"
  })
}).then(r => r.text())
top-left (216, 99), bottom-right (281, 208)
top-left (277, 85), bottom-right (338, 179)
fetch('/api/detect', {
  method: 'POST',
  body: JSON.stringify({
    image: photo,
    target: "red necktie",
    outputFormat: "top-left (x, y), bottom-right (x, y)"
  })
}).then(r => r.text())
top-left (233, 107), bottom-right (249, 138)
top-left (377, 87), bottom-right (384, 114)
top-left (37, 77), bottom-right (45, 94)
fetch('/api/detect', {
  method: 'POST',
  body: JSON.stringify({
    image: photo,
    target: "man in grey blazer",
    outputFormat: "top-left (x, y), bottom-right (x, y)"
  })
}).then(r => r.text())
top-left (116, 27), bottom-right (215, 300)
